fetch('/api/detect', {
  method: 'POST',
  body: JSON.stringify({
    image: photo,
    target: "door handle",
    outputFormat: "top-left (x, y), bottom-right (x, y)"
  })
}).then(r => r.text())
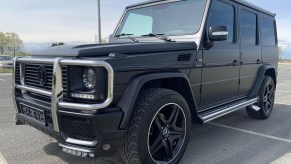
top-left (233, 60), bottom-right (238, 66)
top-left (257, 59), bottom-right (261, 64)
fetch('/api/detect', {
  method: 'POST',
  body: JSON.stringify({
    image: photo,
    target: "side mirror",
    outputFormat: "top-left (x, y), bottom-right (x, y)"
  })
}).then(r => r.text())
top-left (209, 26), bottom-right (228, 41)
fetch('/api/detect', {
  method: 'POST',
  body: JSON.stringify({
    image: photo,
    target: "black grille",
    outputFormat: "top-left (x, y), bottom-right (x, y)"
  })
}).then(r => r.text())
top-left (177, 54), bottom-right (192, 62)
top-left (62, 66), bottom-right (68, 97)
top-left (61, 115), bottom-right (96, 141)
top-left (25, 63), bottom-right (53, 91)
top-left (15, 63), bottom-right (21, 84)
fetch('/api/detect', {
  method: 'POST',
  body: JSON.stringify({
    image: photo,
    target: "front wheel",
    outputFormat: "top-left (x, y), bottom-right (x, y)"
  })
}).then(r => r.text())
top-left (246, 76), bottom-right (275, 119)
top-left (120, 88), bottom-right (191, 164)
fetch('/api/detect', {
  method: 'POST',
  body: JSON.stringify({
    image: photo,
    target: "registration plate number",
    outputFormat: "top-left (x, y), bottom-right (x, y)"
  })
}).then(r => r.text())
top-left (20, 104), bottom-right (45, 124)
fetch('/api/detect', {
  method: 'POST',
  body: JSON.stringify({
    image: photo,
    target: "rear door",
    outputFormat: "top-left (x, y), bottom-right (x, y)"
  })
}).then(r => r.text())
top-left (239, 7), bottom-right (261, 95)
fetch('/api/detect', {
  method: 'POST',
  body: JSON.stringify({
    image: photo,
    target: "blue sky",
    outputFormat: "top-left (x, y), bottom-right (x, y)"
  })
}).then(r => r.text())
top-left (0, 0), bottom-right (290, 48)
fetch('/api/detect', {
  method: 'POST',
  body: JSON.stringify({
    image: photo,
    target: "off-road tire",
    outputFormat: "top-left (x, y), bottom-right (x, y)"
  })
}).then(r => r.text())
top-left (246, 76), bottom-right (275, 119)
top-left (120, 88), bottom-right (191, 164)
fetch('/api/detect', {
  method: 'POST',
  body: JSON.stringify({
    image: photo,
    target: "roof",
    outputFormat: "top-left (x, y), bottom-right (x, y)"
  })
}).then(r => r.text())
top-left (126, 0), bottom-right (275, 16)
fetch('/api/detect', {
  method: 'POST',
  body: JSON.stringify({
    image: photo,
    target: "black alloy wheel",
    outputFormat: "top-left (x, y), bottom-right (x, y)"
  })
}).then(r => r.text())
top-left (262, 80), bottom-right (275, 114)
top-left (120, 88), bottom-right (191, 164)
top-left (148, 103), bottom-right (186, 163)
top-left (247, 76), bottom-right (275, 119)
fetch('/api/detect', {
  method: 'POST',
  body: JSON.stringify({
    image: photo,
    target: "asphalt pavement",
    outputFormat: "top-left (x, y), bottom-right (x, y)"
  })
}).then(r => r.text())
top-left (0, 65), bottom-right (291, 164)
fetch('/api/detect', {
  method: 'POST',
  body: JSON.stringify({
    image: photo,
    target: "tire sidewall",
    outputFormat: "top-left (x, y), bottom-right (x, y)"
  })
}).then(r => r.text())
top-left (138, 91), bottom-right (191, 164)
top-left (259, 76), bottom-right (275, 118)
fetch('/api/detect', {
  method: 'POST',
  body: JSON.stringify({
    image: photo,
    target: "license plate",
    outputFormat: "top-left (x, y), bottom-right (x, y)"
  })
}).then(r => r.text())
top-left (20, 104), bottom-right (45, 124)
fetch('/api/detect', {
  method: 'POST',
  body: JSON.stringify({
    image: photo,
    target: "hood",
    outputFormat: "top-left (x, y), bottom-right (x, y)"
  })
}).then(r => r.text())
top-left (31, 42), bottom-right (197, 57)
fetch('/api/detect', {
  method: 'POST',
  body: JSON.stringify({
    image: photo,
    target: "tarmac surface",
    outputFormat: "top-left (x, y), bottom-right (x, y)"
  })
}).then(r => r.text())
top-left (0, 65), bottom-right (290, 164)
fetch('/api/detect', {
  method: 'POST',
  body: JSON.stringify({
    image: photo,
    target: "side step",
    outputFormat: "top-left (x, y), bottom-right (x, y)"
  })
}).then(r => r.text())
top-left (198, 98), bottom-right (258, 123)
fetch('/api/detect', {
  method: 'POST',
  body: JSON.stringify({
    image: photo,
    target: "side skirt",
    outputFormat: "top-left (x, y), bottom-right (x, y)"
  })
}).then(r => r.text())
top-left (198, 97), bottom-right (258, 123)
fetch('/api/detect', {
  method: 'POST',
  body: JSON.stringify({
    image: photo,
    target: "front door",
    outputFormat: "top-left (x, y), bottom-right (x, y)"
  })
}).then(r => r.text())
top-left (201, 0), bottom-right (240, 107)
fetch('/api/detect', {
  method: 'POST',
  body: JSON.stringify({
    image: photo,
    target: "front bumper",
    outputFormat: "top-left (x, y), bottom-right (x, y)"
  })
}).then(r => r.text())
top-left (12, 57), bottom-right (125, 157)
top-left (15, 99), bottom-right (125, 157)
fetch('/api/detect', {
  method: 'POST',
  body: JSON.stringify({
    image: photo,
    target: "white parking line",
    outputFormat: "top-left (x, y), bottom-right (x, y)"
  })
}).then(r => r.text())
top-left (0, 152), bottom-right (8, 164)
top-left (209, 122), bottom-right (291, 144)
top-left (0, 79), bottom-right (5, 82)
top-left (275, 102), bottom-right (291, 106)
top-left (271, 153), bottom-right (291, 164)
top-left (276, 90), bottom-right (291, 93)
top-left (278, 84), bottom-right (291, 86)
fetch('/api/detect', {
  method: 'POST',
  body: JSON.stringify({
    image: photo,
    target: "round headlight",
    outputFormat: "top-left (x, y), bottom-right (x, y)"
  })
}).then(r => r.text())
top-left (82, 68), bottom-right (96, 89)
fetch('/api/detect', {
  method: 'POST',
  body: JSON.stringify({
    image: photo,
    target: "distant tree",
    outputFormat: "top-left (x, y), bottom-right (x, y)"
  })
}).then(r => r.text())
top-left (0, 32), bottom-right (7, 55)
top-left (101, 39), bottom-right (107, 43)
top-left (51, 42), bottom-right (58, 47)
top-left (6, 32), bottom-right (23, 57)
top-left (51, 42), bottom-right (65, 47)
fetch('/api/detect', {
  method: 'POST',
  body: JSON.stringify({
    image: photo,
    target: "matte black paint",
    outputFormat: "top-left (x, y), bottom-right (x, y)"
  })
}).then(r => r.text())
top-left (14, 0), bottom-right (279, 158)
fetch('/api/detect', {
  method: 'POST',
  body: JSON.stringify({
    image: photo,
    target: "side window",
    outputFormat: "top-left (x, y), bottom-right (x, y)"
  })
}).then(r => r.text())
top-left (261, 17), bottom-right (276, 46)
top-left (120, 13), bottom-right (153, 36)
top-left (207, 0), bottom-right (235, 42)
top-left (240, 10), bottom-right (257, 45)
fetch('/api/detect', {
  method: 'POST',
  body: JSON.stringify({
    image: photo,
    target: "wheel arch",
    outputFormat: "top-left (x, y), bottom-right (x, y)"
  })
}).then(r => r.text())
top-left (117, 72), bottom-right (199, 129)
top-left (250, 64), bottom-right (277, 97)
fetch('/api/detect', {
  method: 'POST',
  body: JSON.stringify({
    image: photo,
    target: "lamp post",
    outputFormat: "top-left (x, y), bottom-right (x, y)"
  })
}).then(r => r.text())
top-left (97, 0), bottom-right (102, 44)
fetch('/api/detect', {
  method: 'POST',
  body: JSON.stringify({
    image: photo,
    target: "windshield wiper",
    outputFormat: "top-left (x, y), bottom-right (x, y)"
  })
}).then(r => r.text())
top-left (115, 33), bottom-right (139, 43)
top-left (141, 33), bottom-right (175, 42)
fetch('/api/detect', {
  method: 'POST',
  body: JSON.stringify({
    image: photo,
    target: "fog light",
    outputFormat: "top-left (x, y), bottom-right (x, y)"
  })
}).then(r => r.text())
top-left (82, 152), bottom-right (88, 157)
top-left (71, 93), bottom-right (95, 100)
top-left (89, 153), bottom-right (95, 157)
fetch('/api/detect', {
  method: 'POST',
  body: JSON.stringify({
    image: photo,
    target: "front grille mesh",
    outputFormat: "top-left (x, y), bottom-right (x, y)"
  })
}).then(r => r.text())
top-left (14, 63), bottom-right (68, 97)
top-left (61, 115), bottom-right (96, 141)
top-left (15, 63), bottom-right (20, 84)
top-left (25, 64), bottom-right (53, 91)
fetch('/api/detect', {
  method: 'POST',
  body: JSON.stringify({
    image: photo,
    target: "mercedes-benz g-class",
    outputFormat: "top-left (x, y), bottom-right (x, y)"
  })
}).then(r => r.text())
top-left (12, 0), bottom-right (278, 163)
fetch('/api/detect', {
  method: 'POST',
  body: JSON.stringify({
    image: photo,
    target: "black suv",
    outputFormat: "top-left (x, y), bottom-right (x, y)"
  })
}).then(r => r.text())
top-left (12, 0), bottom-right (278, 163)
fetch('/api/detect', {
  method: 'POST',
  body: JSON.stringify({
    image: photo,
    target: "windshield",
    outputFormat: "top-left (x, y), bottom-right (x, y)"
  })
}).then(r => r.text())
top-left (115, 0), bottom-right (207, 38)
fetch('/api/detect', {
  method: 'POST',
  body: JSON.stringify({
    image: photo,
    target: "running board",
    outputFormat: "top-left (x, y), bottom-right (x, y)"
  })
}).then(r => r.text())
top-left (199, 98), bottom-right (258, 123)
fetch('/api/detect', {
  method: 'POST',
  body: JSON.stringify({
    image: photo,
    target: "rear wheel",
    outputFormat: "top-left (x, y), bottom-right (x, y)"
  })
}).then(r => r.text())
top-left (246, 76), bottom-right (275, 119)
top-left (120, 88), bottom-right (191, 164)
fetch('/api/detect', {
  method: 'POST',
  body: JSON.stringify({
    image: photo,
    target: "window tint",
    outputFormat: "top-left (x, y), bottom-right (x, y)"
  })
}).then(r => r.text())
top-left (240, 10), bottom-right (257, 44)
top-left (207, 1), bottom-right (235, 42)
top-left (261, 17), bottom-right (276, 46)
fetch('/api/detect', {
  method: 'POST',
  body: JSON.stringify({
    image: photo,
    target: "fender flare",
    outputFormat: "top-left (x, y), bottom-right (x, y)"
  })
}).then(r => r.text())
top-left (250, 64), bottom-right (277, 97)
top-left (117, 72), bottom-right (197, 129)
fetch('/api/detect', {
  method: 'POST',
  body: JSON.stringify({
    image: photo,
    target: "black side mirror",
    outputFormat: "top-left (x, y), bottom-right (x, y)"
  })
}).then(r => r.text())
top-left (209, 26), bottom-right (228, 41)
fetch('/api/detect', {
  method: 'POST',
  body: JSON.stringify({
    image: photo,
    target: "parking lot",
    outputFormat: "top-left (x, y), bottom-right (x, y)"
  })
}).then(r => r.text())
top-left (0, 65), bottom-right (291, 164)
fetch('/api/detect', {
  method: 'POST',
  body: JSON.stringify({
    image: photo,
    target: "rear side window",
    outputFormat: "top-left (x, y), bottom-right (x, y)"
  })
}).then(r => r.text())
top-left (261, 17), bottom-right (276, 46)
top-left (240, 10), bottom-right (257, 45)
top-left (207, 1), bottom-right (235, 42)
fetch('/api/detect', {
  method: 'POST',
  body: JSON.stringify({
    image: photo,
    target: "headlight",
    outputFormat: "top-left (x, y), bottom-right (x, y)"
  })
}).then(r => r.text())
top-left (82, 68), bottom-right (96, 90)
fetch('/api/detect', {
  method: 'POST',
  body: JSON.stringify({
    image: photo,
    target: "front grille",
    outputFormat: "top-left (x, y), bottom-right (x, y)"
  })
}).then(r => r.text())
top-left (62, 66), bottom-right (68, 97)
top-left (15, 63), bottom-right (20, 84)
top-left (25, 63), bottom-right (53, 91)
top-left (14, 63), bottom-right (68, 96)
top-left (61, 115), bottom-right (96, 141)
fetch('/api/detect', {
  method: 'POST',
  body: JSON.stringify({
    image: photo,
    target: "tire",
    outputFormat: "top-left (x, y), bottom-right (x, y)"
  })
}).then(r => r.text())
top-left (246, 76), bottom-right (275, 119)
top-left (120, 88), bottom-right (191, 164)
